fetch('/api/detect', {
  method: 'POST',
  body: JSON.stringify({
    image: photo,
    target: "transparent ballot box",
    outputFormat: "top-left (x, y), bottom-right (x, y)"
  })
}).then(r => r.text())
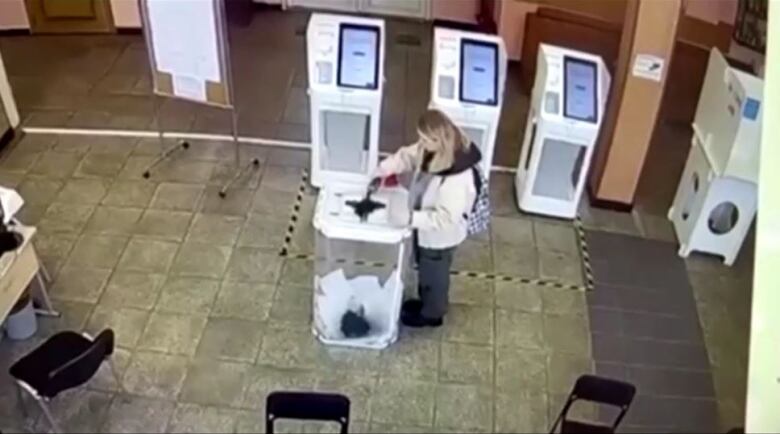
top-left (312, 184), bottom-right (411, 350)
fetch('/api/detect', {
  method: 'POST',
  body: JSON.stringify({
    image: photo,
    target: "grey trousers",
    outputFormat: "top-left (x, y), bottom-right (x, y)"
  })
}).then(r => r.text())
top-left (417, 246), bottom-right (456, 319)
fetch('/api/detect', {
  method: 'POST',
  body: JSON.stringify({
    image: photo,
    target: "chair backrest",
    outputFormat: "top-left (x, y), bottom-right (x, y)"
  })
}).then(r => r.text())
top-left (266, 391), bottom-right (350, 434)
top-left (46, 329), bottom-right (115, 396)
top-left (550, 374), bottom-right (637, 433)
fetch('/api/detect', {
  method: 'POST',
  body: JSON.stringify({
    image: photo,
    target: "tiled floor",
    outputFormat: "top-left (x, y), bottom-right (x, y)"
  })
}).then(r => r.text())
top-left (0, 132), bottom-right (594, 433)
top-left (0, 8), bottom-right (753, 434)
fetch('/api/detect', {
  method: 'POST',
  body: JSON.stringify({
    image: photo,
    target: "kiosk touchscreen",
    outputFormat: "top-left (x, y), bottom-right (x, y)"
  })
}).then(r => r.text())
top-left (307, 14), bottom-right (385, 188)
top-left (430, 28), bottom-right (507, 179)
top-left (515, 44), bottom-right (610, 219)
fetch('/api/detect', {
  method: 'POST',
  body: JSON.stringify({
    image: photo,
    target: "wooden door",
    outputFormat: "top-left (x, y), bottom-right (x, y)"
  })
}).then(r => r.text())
top-left (286, 0), bottom-right (359, 13)
top-left (25, 0), bottom-right (114, 34)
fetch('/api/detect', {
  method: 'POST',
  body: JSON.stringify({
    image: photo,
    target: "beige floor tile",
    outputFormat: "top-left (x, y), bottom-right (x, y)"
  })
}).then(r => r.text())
top-left (149, 182), bottom-right (205, 212)
top-left (38, 202), bottom-right (95, 233)
top-left (494, 280), bottom-right (543, 312)
top-left (199, 186), bottom-right (253, 216)
top-left (117, 237), bottom-right (179, 273)
top-left (134, 209), bottom-right (193, 241)
top-left (533, 220), bottom-right (579, 254)
top-left (99, 270), bottom-right (165, 310)
top-left (85, 305), bottom-right (150, 349)
top-left (179, 360), bottom-right (251, 408)
top-left (542, 287), bottom-right (587, 316)
top-left (492, 242), bottom-right (539, 277)
top-left (55, 178), bottom-right (111, 204)
top-left (186, 213), bottom-right (244, 246)
top-left (169, 242), bottom-right (232, 278)
top-left (101, 180), bottom-right (156, 208)
top-left (434, 384), bottom-right (493, 432)
top-left (370, 378), bottom-right (436, 426)
top-left (16, 176), bottom-right (64, 204)
top-left (449, 276), bottom-right (493, 306)
top-left (84, 206), bottom-right (144, 235)
top-left (212, 281), bottom-right (275, 321)
top-left (237, 213), bottom-right (289, 249)
top-left (538, 250), bottom-right (584, 285)
top-left (543, 313), bottom-right (591, 357)
top-left (156, 276), bottom-right (220, 315)
top-left (495, 392), bottom-right (549, 433)
top-left (257, 325), bottom-right (321, 370)
top-left (102, 395), bottom-right (176, 433)
top-left (443, 305), bottom-right (494, 346)
top-left (439, 342), bottom-right (493, 385)
top-left (196, 317), bottom-right (265, 362)
top-left (452, 239), bottom-right (492, 272)
top-left (75, 153), bottom-right (129, 178)
top-left (33, 389), bottom-right (112, 433)
top-left (66, 233), bottom-right (129, 268)
top-left (260, 165), bottom-right (305, 192)
top-left (379, 337), bottom-right (440, 382)
top-left (496, 309), bottom-right (545, 350)
top-left (250, 186), bottom-right (295, 216)
top-left (495, 346), bottom-right (547, 395)
top-left (167, 403), bottom-right (238, 434)
top-left (51, 266), bottom-right (111, 303)
top-left (123, 352), bottom-right (189, 400)
top-left (279, 258), bottom-right (313, 287)
top-left (29, 152), bottom-right (82, 178)
top-left (491, 215), bottom-right (535, 246)
top-left (242, 366), bottom-right (318, 410)
top-left (269, 285), bottom-right (313, 331)
top-left (138, 312), bottom-right (208, 356)
top-left (225, 247), bottom-right (283, 283)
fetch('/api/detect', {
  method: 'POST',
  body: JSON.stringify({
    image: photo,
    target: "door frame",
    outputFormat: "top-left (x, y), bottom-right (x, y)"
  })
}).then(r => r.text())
top-left (24, 0), bottom-right (115, 34)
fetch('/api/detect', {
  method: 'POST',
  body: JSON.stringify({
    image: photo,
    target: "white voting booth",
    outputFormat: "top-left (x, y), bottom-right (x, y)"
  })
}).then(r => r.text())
top-left (306, 14), bottom-right (412, 349)
top-left (429, 28), bottom-right (507, 178)
top-left (668, 48), bottom-right (763, 266)
top-left (515, 44), bottom-right (610, 219)
top-left (307, 14), bottom-right (384, 188)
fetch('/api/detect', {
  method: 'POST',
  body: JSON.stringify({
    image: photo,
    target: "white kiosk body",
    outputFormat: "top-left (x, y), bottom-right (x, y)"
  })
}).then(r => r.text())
top-left (515, 44), bottom-right (610, 219)
top-left (668, 48), bottom-right (763, 266)
top-left (307, 14), bottom-right (385, 188)
top-left (429, 27), bottom-right (507, 179)
top-left (312, 183), bottom-right (412, 350)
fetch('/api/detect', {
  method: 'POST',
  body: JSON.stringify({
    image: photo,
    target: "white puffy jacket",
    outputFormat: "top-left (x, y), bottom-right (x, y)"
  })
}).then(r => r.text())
top-left (376, 143), bottom-right (481, 249)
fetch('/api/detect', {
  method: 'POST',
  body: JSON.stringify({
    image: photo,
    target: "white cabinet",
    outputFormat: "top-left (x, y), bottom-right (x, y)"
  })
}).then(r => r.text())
top-left (285, 0), bottom-right (430, 19)
top-left (360, 0), bottom-right (429, 18)
top-left (287, 0), bottom-right (359, 13)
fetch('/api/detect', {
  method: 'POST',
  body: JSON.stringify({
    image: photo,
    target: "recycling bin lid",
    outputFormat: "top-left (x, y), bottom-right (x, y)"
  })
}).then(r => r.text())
top-left (313, 182), bottom-right (412, 244)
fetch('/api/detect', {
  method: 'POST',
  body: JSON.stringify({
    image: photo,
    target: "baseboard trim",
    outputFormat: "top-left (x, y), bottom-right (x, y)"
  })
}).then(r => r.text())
top-left (116, 27), bottom-right (142, 35)
top-left (587, 191), bottom-right (634, 213)
top-left (0, 29), bottom-right (31, 36)
top-left (431, 19), bottom-right (481, 33)
top-left (0, 127), bottom-right (16, 153)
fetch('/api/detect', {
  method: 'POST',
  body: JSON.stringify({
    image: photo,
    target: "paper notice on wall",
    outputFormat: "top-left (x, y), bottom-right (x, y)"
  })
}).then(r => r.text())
top-left (146, 0), bottom-right (222, 94)
top-left (172, 75), bottom-right (207, 102)
top-left (632, 54), bottom-right (665, 82)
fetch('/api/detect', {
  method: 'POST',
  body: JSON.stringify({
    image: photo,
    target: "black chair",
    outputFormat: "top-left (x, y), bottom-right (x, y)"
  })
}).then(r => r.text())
top-left (550, 374), bottom-right (637, 434)
top-left (266, 391), bottom-right (350, 434)
top-left (9, 329), bottom-right (122, 434)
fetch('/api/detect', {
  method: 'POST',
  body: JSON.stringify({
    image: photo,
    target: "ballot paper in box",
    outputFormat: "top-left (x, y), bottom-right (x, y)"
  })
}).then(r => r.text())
top-left (312, 183), bottom-right (412, 350)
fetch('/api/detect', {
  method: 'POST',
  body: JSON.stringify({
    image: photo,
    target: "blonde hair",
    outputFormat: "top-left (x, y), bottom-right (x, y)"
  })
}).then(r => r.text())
top-left (416, 109), bottom-right (470, 172)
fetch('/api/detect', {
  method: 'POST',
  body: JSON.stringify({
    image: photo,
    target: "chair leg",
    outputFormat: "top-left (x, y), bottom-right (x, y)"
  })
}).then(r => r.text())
top-left (35, 398), bottom-right (62, 434)
top-left (107, 359), bottom-right (126, 394)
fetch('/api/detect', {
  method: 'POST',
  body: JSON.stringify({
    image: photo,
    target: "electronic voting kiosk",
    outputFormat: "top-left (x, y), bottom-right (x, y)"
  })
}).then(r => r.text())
top-left (307, 14), bottom-right (385, 188)
top-left (515, 44), bottom-right (610, 219)
top-left (429, 28), bottom-right (507, 178)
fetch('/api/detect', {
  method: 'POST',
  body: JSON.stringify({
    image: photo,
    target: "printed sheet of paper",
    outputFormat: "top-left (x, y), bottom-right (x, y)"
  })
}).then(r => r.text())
top-left (146, 0), bottom-right (222, 102)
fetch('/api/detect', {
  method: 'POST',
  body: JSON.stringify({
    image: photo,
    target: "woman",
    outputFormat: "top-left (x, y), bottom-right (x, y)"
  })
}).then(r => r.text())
top-left (371, 109), bottom-right (481, 328)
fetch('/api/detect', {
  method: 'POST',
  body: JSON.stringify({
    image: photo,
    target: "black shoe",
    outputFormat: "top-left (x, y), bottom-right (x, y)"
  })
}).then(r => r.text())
top-left (401, 311), bottom-right (443, 328)
top-left (402, 299), bottom-right (422, 316)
